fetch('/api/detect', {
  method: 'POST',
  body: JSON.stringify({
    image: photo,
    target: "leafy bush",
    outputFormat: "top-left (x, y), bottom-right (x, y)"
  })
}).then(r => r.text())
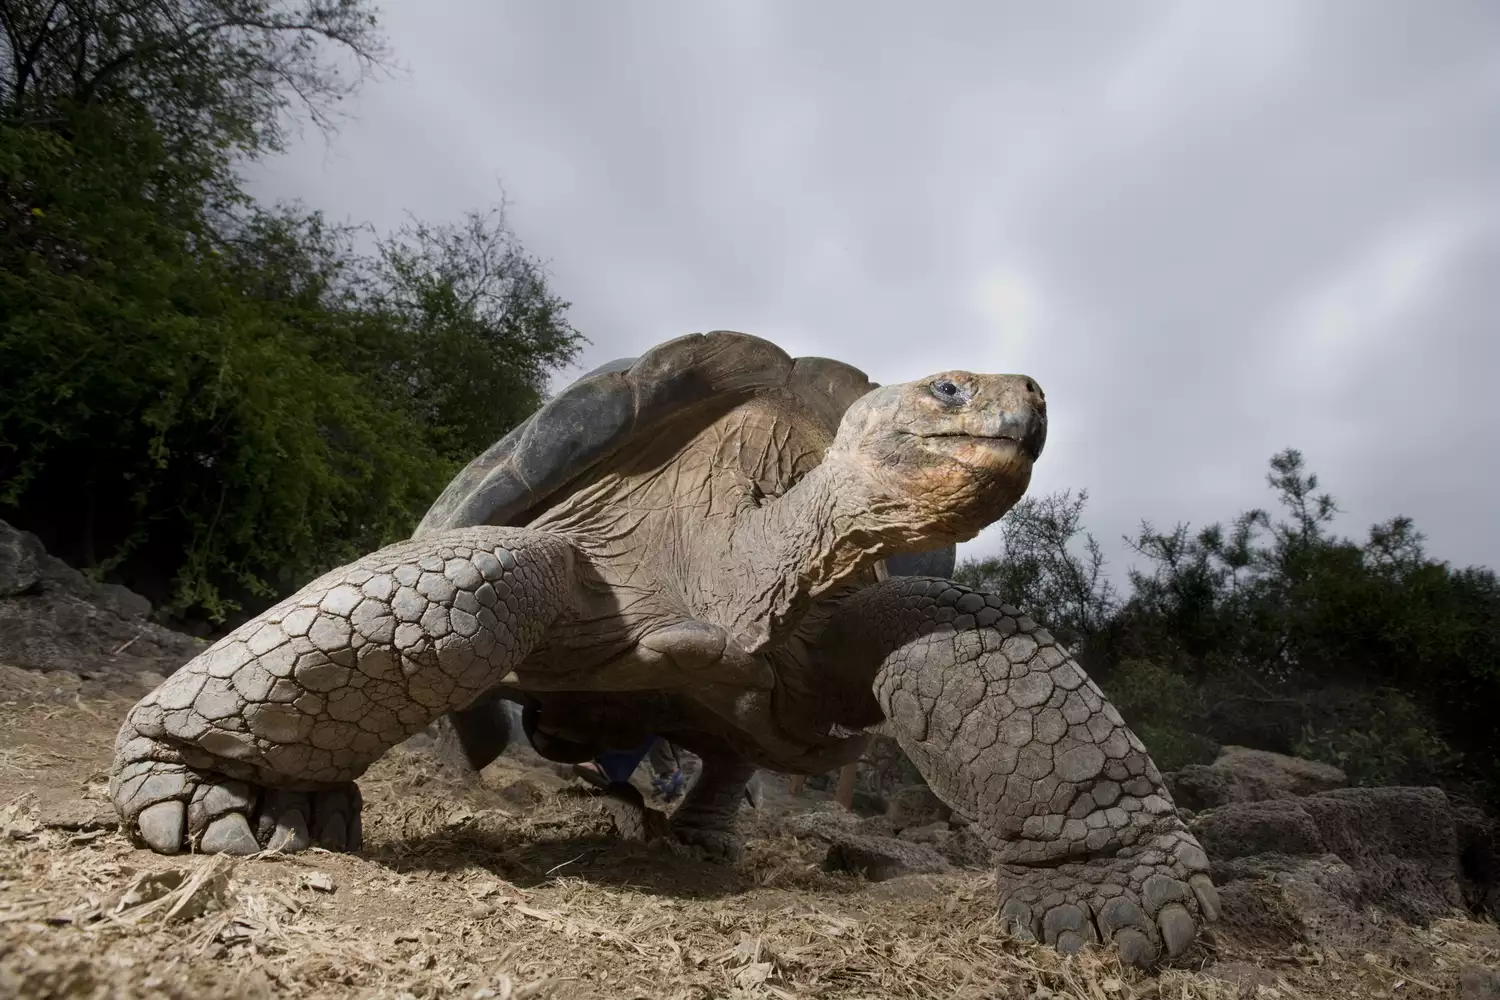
top-left (1293, 687), bottom-right (1464, 789)
top-left (1101, 659), bottom-right (1220, 773)
top-left (959, 449), bottom-right (1500, 808)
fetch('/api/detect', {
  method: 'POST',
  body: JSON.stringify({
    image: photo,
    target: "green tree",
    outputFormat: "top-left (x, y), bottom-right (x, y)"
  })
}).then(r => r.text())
top-left (365, 207), bottom-right (582, 463)
top-left (0, 1), bottom-right (584, 625)
top-left (1, 0), bottom-right (387, 152)
top-left (956, 489), bottom-right (1118, 645)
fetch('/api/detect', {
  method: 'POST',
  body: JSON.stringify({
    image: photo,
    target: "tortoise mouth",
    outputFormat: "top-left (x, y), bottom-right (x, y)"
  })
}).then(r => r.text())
top-left (913, 428), bottom-right (1044, 463)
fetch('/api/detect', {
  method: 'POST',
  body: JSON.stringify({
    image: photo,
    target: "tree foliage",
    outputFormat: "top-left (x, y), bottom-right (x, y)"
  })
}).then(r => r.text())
top-left (0, 1), bottom-right (583, 625)
top-left (956, 489), bottom-right (1118, 645)
top-left (1, 0), bottom-right (386, 152)
top-left (958, 449), bottom-right (1500, 808)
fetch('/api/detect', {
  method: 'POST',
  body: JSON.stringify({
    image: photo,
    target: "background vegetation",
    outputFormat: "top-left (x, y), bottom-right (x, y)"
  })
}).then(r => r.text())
top-left (957, 448), bottom-right (1500, 811)
top-left (0, 1), bottom-right (583, 627)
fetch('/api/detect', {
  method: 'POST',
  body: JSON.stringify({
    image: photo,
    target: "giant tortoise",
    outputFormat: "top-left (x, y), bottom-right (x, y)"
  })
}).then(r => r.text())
top-left (110, 331), bottom-right (1218, 966)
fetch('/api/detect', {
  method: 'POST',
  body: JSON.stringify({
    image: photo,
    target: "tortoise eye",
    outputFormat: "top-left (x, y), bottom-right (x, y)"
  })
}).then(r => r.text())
top-left (930, 379), bottom-right (971, 404)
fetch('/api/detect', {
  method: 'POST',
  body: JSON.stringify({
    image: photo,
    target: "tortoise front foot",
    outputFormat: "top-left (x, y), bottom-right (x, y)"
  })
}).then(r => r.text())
top-left (998, 827), bottom-right (1219, 967)
top-left (113, 758), bottom-right (363, 856)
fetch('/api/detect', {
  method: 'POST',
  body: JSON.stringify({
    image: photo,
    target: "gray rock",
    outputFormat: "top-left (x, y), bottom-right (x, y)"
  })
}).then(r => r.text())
top-left (1211, 853), bottom-right (1427, 958)
top-left (823, 831), bottom-right (952, 881)
top-left (1194, 786), bottom-right (1463, 926)
top-left (0, 518), bottom-right (205, 688)
top-left (1192, 797), bottom-right (1326, 859)
top-left (783, 808), bottom-right (952, 881)
top-left (863, 873), bottom-right (955, 902)
top-left (783, 809), bottom-right (863, 841)
top-left (937, 826), bottom-right (994, 869)
top-left (1454, 802), bottom-right (1500, 921)
top-left (1166, 745), bottom-right (1346, 811)
top-left (1197, 785), bottom-right (1476, 957)
top-left (898, 820), bottom-right (952, 845)
top-left (0, 521), bottom-right (42, 597)
top-left (886, 783), bottom-right (951, 831)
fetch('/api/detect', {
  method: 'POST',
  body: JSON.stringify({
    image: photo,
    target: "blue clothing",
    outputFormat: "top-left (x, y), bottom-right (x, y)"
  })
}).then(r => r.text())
top-left (593, 738), bottom-right (657, 785)
top-left (652, 767), bottom-right (684, 800)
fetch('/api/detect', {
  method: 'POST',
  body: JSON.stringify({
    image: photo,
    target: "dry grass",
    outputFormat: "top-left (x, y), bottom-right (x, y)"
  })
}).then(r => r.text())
top-left (0, 670), bottom-right (1495, 999)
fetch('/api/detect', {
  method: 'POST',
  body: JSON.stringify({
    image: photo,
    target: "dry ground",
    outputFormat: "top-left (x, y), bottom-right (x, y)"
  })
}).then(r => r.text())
top-left (1, 664), bottom-right (1495, 1000)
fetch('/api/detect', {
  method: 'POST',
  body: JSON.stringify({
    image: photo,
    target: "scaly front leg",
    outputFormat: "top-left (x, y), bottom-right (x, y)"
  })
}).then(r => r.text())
top-left (110, 527), bottom-right (574, 855)
top-left (814, 577), bottom-right (1219, 967)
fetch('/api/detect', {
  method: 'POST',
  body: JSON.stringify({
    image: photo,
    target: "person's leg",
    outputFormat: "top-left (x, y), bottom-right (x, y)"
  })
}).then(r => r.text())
top-left (648, 740), bottom-right (685, 800)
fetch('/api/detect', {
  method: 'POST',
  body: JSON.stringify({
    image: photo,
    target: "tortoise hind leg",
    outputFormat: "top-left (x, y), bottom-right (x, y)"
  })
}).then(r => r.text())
top-left (665, 741), bottom-right (757, 862)
top-left (419, 690), bottom-right (519, 781)
top-left (110, 527), bottom-right (574, 856)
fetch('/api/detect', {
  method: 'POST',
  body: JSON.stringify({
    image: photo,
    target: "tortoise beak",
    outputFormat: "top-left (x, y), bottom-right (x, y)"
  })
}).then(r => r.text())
top-left (1007, 406), bottom-right (1047, 462)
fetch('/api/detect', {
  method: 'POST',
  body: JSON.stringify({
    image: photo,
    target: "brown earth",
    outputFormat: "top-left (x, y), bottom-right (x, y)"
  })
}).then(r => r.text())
top-left (1, 664), bottom-right (1496, 1000)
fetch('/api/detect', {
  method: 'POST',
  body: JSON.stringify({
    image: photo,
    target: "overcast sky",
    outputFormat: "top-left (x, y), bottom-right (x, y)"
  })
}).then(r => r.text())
top-left (248, 0), bottom-right (1500, 579)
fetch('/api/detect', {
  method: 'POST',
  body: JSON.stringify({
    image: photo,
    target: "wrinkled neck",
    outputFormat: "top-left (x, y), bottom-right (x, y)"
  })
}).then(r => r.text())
top-left (720, 458), bottom-right (937, 650)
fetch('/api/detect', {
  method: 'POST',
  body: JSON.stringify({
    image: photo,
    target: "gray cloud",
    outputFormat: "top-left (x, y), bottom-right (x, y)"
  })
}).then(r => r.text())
top-left (248, 0), bottom-right (1500, 576)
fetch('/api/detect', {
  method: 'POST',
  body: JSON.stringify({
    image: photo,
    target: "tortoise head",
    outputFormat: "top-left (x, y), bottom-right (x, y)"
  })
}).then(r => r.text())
top-left (826, 371), bottom-right (1047, 542)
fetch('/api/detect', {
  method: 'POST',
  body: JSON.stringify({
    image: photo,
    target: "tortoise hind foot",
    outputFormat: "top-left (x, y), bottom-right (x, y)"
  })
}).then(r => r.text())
top-left (113, 757), bottom-right (362, 856)
top-left (661, 748), bottom-right (755, 864)
top-left (669, 820), bottom-right (745, 863)
top-left (997, 827), bottom-right (1220, 968)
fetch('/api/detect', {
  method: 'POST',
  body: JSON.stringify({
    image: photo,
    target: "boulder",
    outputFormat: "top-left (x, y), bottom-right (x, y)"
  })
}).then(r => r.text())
top-left (783, 809), bottom-right (863, 842)
top-left (0, 523), bottom-right (42, 597)
top-left (898, 821), bottom-right (952, 846)
top-left (1453, 802), bottom-right (1500, 920)
top-left (1196, 785), bottom-right (1472, 955)
top-left (1195, 786), bottom-right (1463, 925)
top-left (1167, 745), bottom-right (1346, 811)
top-left (782, 809), bottom-right (952, 881)
top-left (822, 831), bottom-right (952, 881)
top-left (863, 873), bottom-right (956, 903)
top-left (0, 518), bottom-right (205, 691)
top-left (936, 826), bottom-right (994, 870)
top-left (886, 783), bottom-right (951, 831)
top-left (1210, 853), bottom-right (1426, 958)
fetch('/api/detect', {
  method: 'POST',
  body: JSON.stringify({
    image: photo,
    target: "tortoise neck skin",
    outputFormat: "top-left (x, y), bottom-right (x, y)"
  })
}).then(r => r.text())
top-left (722, 458), bottom-right (937, 647)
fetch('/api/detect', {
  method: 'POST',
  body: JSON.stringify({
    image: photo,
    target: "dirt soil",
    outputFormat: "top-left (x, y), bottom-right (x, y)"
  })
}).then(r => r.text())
top-left (1, 665), bottom-right (1495, 1000)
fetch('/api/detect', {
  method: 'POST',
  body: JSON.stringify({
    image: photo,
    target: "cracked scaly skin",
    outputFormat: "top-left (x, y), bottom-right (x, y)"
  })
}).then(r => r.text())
top-left (814, 576), bottom-right (1220, 967)
top-left (110, 526), bottom-right (573, 855)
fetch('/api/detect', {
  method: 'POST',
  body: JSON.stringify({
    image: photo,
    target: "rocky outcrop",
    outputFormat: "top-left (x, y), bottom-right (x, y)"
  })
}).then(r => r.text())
top-left (886, 784), bottom-right (951, 831)
top-left (782, 798), bottom-right (991, 877)
top-left (1166, 745), bottom-right (1347, 811)
top-left (1197, 786), bottom-right (1462, 918)
top-left (824, 831), bottom-right (952, 881)
top-left (1192, 783), bottom-right (1484, 956)
top-left (0, 519), bottom-right (204, 692)
top-left (1454, 802), bottom-right (1500, 920)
